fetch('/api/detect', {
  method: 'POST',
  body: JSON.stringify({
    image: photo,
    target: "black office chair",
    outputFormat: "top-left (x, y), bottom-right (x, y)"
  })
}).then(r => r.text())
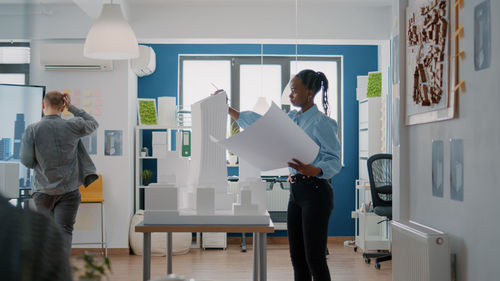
top-left (362, 153), bottom-right (392, 269)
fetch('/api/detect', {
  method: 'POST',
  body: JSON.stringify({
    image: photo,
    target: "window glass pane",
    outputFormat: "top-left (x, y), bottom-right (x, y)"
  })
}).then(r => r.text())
top-left (0, 47), bottom-right (30, 64)
top-left (0, 74), bottom-right (25, 85)
top-left (182, 60), bottom-right (231, 109)
top-left (290, 61), bottom-right (338, 119)
top-left (240, 64), bottom-right (281, 114)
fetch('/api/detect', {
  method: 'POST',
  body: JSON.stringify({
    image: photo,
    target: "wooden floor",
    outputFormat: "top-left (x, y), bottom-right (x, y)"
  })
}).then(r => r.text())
top-left (72, 241), bottom-right (391, 281)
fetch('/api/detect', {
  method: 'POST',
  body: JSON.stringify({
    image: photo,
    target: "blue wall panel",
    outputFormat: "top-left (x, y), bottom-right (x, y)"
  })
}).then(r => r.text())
top-left (138, 43), bottom-right (378, 236)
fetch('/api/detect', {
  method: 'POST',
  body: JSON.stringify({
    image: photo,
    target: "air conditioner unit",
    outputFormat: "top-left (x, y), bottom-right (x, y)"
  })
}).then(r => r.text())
top-left (40, 43), bottom-right (113, 71)
top-left (131, 45), bottom-right (156, 77)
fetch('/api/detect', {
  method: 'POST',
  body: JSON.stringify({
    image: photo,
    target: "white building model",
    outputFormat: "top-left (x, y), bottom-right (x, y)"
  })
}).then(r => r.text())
top-left (144, 92), bottom-right (269, 225)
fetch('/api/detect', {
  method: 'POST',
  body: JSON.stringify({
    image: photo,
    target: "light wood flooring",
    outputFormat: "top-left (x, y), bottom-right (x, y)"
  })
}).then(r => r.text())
top-left (72, 241), bottom-right (391, 281)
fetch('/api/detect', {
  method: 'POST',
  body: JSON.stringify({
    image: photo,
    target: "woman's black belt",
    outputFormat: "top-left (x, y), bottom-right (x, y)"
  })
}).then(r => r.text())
top-left (288, 174), bottom-right (326, 184)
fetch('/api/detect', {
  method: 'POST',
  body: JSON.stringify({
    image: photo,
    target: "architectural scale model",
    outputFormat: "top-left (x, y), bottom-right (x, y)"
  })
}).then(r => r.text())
top-left (144, 92), bottom-right (270, 225)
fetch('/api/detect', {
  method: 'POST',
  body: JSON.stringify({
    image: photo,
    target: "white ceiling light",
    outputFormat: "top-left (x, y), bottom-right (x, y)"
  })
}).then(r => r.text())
top-left (84, 3), bottom-right (139, 60)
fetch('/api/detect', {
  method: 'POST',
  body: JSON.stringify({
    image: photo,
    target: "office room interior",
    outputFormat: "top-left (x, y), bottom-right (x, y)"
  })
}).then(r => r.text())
top-left (0, 0), bottom-right (498, 280)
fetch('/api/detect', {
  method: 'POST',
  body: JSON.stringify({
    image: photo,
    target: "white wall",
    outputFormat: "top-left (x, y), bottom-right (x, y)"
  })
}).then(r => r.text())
top-left (30, 40), bottom-right (136, 248)
top-left (0, 2), bottom-right (391, 40)
top-left (395, 0), bottom-right (500, 280)
top-left (3, 0), bottom-right (393, 250)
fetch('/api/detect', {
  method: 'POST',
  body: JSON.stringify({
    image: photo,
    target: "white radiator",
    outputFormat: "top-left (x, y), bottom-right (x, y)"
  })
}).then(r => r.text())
top-left (392, 220), bottom-right (451, 281)
top-left (266, 182), bottom-right (290, 230)
top-left (228, 180), bottom-right (289, 230)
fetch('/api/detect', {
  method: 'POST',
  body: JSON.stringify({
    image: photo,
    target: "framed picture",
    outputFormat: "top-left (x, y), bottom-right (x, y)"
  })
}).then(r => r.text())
top-left (104, 130), bottom-right (123, 156)
top-left (137, 98), bottom-right (158, 125)
top-left (366, 72), bottom-right (382, 98)
top-left (405, 0), bottom-right (456, 125)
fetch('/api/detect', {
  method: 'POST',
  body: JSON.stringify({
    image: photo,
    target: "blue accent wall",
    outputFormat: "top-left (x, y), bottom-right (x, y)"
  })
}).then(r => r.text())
top-left (138, 43), bottom-right (378, 236)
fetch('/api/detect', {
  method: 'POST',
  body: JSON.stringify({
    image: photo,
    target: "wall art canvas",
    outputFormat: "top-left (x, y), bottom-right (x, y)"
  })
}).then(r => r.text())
top-left (366, 72), bottom-right (382, 97)
top-left (137, 98), bottom-right (158, 125)
top-left (474, 0), bottom-right (491, 71)
top-left (104, 130), bottom-right (123, 156)
top-left (406, 0), bottom-right (455, 125)
top-left (82, 131), bottom-right (97, 155)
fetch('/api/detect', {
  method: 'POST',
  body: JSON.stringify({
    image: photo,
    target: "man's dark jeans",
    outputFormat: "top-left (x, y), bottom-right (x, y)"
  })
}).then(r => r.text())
top-left (33, 189), bottom-right (81, 258)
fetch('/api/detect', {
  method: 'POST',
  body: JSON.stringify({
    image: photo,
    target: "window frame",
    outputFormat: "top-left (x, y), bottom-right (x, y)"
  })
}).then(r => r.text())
top-left (179, 54), bottom-right (343, 162)
top-left (0, 42), bottom-right (30, 85)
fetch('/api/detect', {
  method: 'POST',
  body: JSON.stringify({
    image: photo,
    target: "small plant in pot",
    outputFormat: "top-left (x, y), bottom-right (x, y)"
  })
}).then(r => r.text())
top-left (140, 147), bottom-right (149, 157)
top-left (142, 169), bottom-right (153, 186)
top-left (73, 251), bottom-right (111, 281)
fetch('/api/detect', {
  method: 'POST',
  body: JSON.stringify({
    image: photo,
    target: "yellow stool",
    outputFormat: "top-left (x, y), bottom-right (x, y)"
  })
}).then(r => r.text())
top-left (80, 175), bottom-right (104, 203)
top-left (73, 175), bottom-right (107, 256)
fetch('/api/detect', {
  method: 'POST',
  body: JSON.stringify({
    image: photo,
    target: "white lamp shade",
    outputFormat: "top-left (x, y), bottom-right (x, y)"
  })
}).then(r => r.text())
top-left (84, 4), bottom-right (139, 60)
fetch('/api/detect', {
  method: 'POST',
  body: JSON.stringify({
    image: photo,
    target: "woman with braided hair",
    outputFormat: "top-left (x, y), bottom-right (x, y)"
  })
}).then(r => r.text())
top-left (219, 69), bottom-right (341, 280)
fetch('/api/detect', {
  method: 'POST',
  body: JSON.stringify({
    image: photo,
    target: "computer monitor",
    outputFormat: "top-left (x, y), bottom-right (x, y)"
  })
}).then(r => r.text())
top-left (0, 84), bottom-right (45, 189)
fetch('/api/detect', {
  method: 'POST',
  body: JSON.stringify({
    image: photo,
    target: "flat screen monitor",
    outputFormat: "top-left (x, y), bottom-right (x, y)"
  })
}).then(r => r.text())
top-left (0, 84), bottom-right (45, 190)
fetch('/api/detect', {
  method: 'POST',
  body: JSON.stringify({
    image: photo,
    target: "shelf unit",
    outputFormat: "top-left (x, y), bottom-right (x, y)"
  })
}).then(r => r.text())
top-left (358, 97), bottom-right (382, 181)
top-left (351, 180), bottom-right (390, 252)
top-left (135, 125), bottom-right (190, 212)
top-left (354, 75), bottom-right (389, 252)
top-left (357, 75), bottom-right (383, 182)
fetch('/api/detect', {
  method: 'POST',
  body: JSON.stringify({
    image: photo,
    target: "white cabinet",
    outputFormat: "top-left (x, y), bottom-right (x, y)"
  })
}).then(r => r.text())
top-left (351, 180), bottom-right (390, 252)
top-left (202, 232), bottom-right (227, 249)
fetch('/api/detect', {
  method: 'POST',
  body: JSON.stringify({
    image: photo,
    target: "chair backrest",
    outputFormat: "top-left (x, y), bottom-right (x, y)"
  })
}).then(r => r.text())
top-left (79, 174), bottom-right (103, 203)
top-left (367, 154), bottom-right (392, 208)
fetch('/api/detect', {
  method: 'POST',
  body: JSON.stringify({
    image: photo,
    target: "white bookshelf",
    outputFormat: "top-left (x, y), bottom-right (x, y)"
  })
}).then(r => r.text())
top-left (356, 75), bottom-right (383, 182)
top-left (134, 125), bottom-right (191, 212)
top-left (353, 75), bottom-right (388, 252)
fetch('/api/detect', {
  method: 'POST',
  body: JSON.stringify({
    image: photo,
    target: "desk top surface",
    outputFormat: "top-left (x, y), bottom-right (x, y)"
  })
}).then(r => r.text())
top-left (135, 220), bottom-right (275, 233)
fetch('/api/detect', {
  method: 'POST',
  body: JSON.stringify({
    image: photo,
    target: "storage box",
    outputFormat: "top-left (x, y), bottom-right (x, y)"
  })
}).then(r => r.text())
top-left (152, 131), bottom-right (167, 145)
top-left (153, 144), bottom-right (167, 158)
top-left (202, 232), bottom-right (227, 249)
top-left (145, 185), bottom-right (178, 211)
top-left (196, 187), bottom-right (215, 215)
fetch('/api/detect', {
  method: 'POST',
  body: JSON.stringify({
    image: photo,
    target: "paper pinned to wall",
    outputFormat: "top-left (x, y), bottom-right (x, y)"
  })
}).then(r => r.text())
top-left (211, 103), bottom-right (319, 171)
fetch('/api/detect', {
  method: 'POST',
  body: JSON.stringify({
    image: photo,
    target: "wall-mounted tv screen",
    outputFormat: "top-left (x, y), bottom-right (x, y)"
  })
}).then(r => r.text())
top-left (0, 84), bottom-right (45, 190)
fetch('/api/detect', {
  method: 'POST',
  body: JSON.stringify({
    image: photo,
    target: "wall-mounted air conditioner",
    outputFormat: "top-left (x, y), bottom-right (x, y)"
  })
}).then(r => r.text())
top-left (40, 43), bottom-right (113, 71)
top-left (131, 45), bottom-right (156, 77)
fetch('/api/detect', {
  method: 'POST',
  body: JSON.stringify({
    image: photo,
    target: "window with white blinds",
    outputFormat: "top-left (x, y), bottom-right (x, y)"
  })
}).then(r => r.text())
top-left (0, 43), bottom-right (30, 85)
top-left (0, 46), bottom-right (30, 64)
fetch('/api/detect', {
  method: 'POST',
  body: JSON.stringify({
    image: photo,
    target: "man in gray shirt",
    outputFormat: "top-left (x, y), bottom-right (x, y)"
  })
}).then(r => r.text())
top-left (20, 90), bottom-right (99, 258)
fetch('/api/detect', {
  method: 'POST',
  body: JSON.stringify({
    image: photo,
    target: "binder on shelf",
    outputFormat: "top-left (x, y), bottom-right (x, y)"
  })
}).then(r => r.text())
top-left (181, 130), bottom-right (191, 157)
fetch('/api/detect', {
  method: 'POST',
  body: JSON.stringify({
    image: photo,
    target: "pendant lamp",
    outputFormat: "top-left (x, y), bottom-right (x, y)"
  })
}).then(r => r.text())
top-left (84, 3), bottom-right (139, 60)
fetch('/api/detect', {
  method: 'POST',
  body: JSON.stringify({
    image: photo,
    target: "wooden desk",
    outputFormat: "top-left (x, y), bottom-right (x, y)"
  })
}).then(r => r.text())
top-left (135, 221), bottom-right (275, 281)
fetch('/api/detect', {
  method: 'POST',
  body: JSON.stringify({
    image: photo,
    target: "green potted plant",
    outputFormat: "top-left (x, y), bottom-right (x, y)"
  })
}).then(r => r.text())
top-left (73, 251), bottom-right (111, 281)
top-left (142, 169), bottom-right (153, 186)
top-left (140, 147), bottom-right (149, 157)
